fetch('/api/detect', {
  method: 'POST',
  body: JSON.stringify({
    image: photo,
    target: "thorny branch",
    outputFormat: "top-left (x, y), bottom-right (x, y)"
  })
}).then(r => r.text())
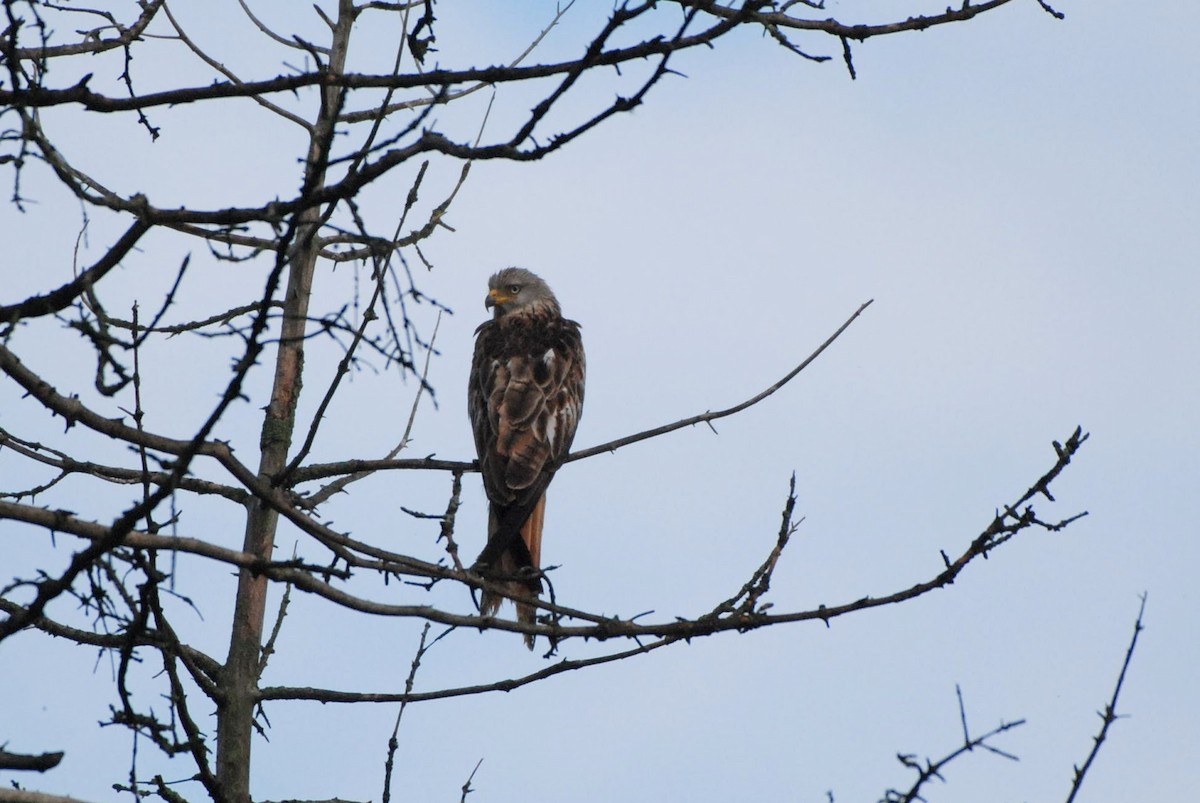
top-left (1, 2), bottom-right (1047, 116)
top-left (881, 687), bottom-right (1024, 803)
top-left (0, 220), bottom-right (150, 328)
top-left (255, 428), bottom-right (1087, 699)
top-left (706, 473), bottom-right (802, 620)
top-left (380, 623), bottom-right (443, 803)
top-left (567, 300), bottom-right (874, 464)
top-left (1064, 595), bottom-right (1147, 803)
top-left (2, 420), bottom-right (1090, 675)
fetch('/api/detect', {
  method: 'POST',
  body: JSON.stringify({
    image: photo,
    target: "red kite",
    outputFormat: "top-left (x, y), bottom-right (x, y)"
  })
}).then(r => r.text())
top-left (469, 268), bottom-right (585, 648)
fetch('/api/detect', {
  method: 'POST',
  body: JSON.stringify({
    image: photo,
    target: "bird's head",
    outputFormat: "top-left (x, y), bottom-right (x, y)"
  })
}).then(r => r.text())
top-left (485, 267), bottom-right (560, 318)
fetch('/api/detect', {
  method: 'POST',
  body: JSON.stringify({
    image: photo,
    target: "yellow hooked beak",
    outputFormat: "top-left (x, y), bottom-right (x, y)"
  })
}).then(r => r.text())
top-left (485, 288), bottom-right (513, 309)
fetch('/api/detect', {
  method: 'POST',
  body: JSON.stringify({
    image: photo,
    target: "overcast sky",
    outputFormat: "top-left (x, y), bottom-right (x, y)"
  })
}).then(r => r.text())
top-left (2, 2), bottom-right (1197, 802)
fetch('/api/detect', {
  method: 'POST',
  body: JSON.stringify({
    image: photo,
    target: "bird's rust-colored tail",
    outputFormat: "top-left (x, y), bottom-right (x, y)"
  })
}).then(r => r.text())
top-left (523, 492), bottom-right (545, 570)
top-left (480, 494), bottom-right (546, 649)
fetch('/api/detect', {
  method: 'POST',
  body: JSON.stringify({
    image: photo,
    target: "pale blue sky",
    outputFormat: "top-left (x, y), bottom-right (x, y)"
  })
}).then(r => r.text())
top-left (2, 2), bottom-right (1197, 802)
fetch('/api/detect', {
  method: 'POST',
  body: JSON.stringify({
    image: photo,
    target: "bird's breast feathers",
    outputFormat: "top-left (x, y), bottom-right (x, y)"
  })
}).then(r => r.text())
top-left (470, 314), bottom-right (584, 499)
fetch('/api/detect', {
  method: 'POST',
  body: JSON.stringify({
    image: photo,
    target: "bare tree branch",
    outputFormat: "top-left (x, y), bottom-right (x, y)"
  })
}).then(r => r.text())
top-left (7, 417), bottom-right (1084, 654)
top-left (0, 2), bottom-right (1029, 115)
top-left (289, 299), bottom-right (874, 485)
top-left (0, 749), bottom-right (64, 772)
top-left (881, 687), bottom-right (1024, 803)
top-left (160, 2), bottom-right (313, 131)
top-left (0, 220), bottom-right (150, 326)
top-left (567, 299), bottom-right (874, 463)
top-left (380, 623), bottom-right (436, 803)
top-left (252, 428), bottom-right (1088, 699)
top-left (0, 789), bottom-right (99, 803)
top-left (1064, 594), bottom-right (1147, 803)
top-left (4, 0), bottom-right (164, 60)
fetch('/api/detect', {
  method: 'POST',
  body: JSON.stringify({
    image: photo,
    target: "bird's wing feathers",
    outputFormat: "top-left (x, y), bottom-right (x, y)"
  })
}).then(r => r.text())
top-left (471, 317), bottom-right (584, 504)
top-left (496, 344), bottom-right (581, 489)
top-left (470, 315), bottom-right (583, 568)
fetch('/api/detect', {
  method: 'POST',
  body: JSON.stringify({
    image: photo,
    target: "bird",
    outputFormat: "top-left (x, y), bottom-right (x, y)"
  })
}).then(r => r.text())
top-left (468, 267), bottom-right (585, 649)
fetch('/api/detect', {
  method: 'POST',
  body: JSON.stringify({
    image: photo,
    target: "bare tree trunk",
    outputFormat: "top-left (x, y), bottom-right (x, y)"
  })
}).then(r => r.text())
top-left (214, 4), bottom-right (353, 800)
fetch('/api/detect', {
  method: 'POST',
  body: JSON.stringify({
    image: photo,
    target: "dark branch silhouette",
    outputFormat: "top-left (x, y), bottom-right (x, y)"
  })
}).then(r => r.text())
top-left (0, 749), bottom-right (64, 773)
top-left (1064, 595), bottom-right (1147, 803)
top-left (880, 686), bottom-right (1025, 803)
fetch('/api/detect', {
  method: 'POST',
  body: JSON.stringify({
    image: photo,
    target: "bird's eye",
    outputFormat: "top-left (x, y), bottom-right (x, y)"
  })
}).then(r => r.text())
top-left (507, 285), bottom-right (521, 295)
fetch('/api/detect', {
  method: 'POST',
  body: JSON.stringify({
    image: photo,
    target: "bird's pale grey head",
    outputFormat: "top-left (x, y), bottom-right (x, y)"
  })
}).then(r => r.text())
top-left (485, 267), bottom-right (561, 318)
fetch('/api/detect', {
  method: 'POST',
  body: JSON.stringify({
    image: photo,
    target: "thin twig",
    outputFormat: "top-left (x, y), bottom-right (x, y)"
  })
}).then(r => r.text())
top-left (299, 310), bottom-right (442, 508)
top-left (460, 758), bottom-right (484, 803)
top-left (381, 623), bottom-right (436, 803)
top-left (258, 569), bottom-right (296, 677)
top-left (570, 299), bottom-right (872, 462)
top-left (1064, 594), bottom-right (1147, 803)
top-left (438, 471), bottom-right (465, 571)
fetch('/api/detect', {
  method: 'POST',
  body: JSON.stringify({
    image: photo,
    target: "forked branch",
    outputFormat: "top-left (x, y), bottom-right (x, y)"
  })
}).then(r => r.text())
top-left (881, 686), bottom-right (1024, 803)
